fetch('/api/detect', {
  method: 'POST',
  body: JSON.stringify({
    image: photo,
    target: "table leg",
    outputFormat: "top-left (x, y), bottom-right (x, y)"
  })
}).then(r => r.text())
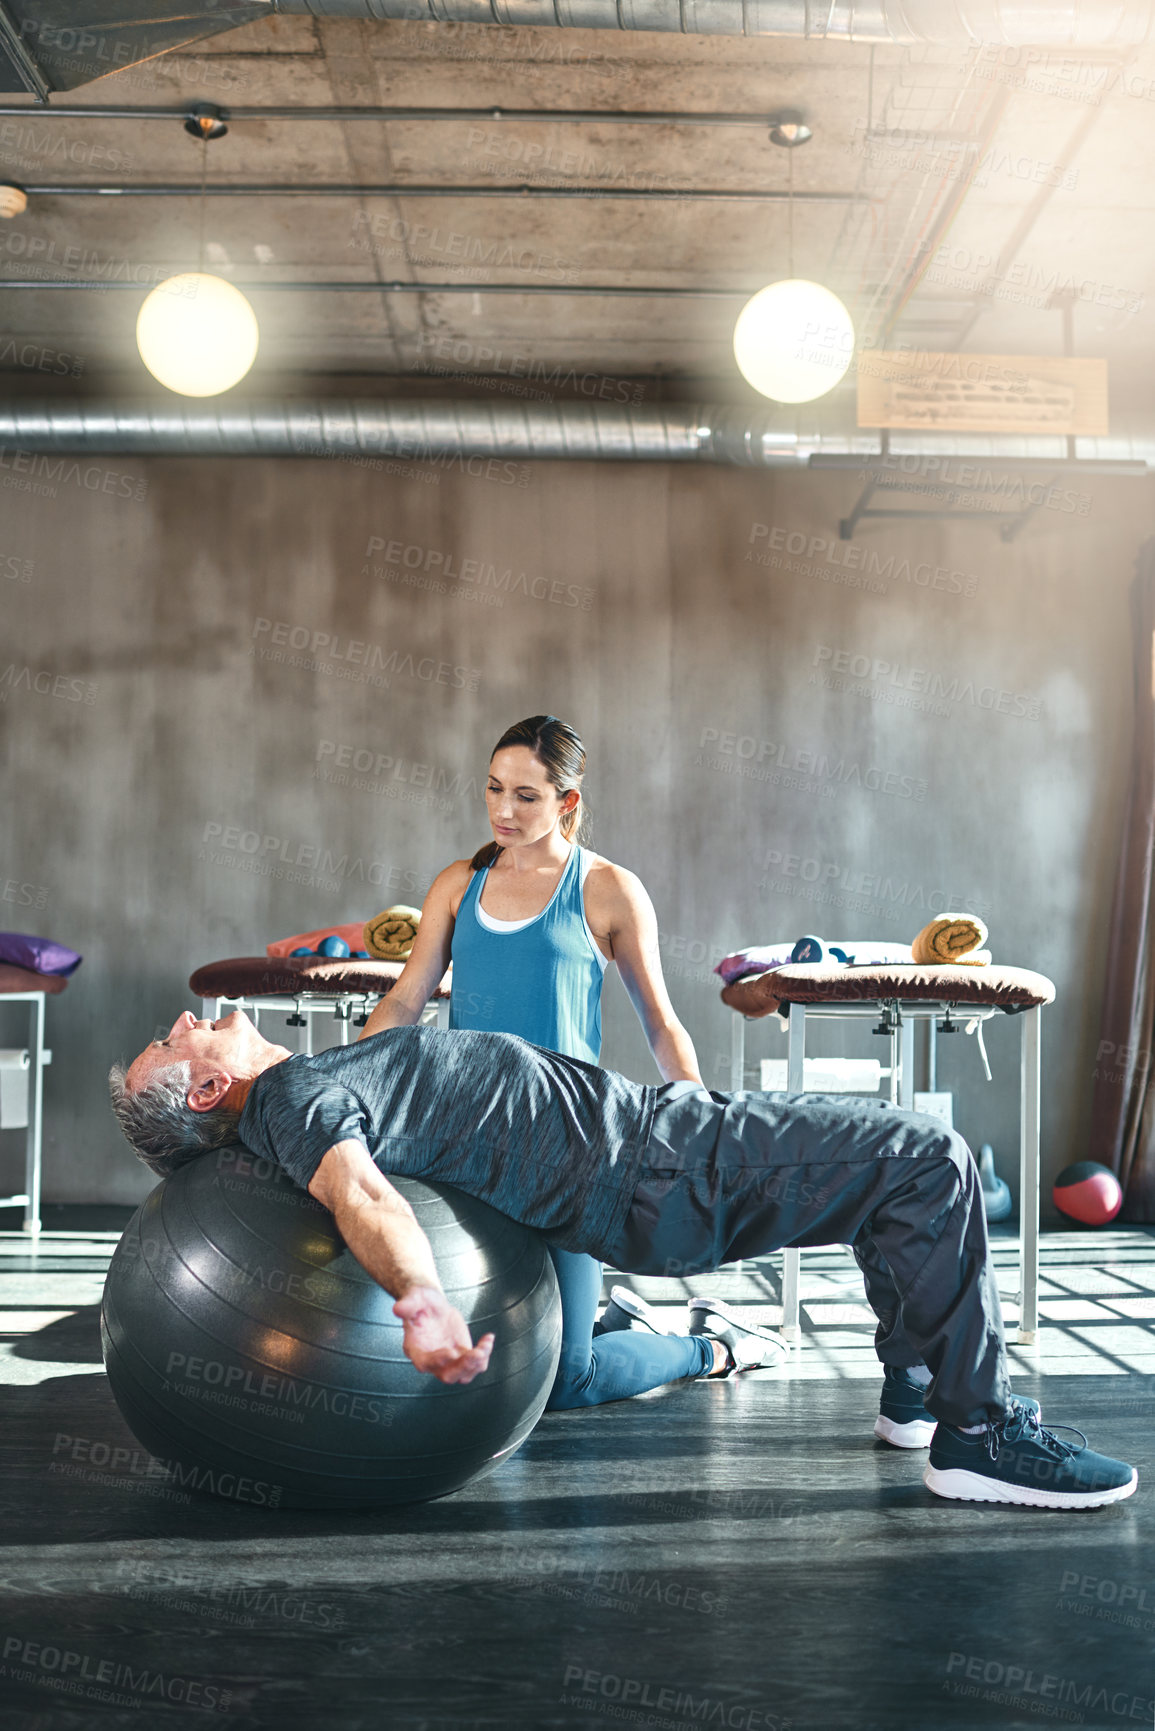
top-left (23, 994), bottom-right (43, 1237)
top-left (781, 1007), bottom-right (806, 1342)
top-left (787, 1006), bottom-right (805, 1093)
top-left (730, 1013), bottom-right (745, 1094)
top-left (1017, 1006), bottom-right (1041, 1344)
top-left (899, 1016), bottom-right (915, 1110)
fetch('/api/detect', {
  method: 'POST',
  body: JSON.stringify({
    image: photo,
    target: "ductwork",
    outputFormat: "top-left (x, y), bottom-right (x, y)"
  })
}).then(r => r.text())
top-left (269, 0), bottom-right (1155, 45)
top-left (0, 399), bottom-right (1148, 471)
top-left (0, 2), bottom-right (269, 96)
top-left (3, 0), bottom-right (1154, 94)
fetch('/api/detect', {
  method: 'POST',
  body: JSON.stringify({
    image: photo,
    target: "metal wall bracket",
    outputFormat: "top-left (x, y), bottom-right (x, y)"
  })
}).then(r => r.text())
top-left (838, 470), bottom-right (1058, 544)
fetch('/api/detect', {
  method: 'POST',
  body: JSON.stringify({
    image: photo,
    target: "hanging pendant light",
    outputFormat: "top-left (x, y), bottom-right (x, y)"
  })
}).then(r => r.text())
top-left (136, 105), bottom-right (259, 397)
top-left (733, 115), bottom-right (855, 405)
top-left (733, 279), bottom-right (855, 403)
top-left (136, 273), bottom-right (259, 397)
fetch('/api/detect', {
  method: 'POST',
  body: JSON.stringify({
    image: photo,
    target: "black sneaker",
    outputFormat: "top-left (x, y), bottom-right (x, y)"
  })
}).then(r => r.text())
top-left (875, 1367), bottom-right (1042, 1451)
top-left (924, 1407), bottom-right (1137, 1510)
top-left (875, 1366), bottom-right (939, 1449)
top-left (687, 1297), bottom-right (789, 1373)
top-left (597, 1286), bottom-right (674, 1336)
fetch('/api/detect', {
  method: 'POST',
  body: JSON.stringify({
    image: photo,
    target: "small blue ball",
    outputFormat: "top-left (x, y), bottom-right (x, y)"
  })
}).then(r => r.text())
top-left (353, 950), bottom-right (370, 959)
top-left (317, 936), bottom-right (351, 958)
top-left (290, 947), bottom-right (313, 958)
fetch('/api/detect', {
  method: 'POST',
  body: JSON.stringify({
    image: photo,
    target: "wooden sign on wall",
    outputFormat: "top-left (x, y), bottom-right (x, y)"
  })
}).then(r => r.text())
top-left (857, 352), bottom-right (1108, 435)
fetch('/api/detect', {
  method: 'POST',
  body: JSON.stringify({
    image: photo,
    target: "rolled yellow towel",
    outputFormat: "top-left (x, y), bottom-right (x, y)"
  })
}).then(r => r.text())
top-left (911, 914), bottom-right (990, 966)
top-left (364, 905), bottom-right (422, 962)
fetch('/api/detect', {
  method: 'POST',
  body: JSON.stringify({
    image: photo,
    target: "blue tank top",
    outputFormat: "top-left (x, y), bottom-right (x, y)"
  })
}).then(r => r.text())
top-left (449, 845), bottom-right (606, 1064)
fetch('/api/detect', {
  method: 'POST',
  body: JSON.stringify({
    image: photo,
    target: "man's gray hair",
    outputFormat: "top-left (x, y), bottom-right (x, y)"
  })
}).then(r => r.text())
top-left (108, 1060), bottom-right (242, 1179)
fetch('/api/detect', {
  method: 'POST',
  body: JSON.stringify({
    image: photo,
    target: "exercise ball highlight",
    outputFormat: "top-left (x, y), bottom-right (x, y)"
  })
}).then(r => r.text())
top-left (101, 1151), bottom-right (562, 1508)
top-left (1052, 1161), bottom-right (1123, 1227)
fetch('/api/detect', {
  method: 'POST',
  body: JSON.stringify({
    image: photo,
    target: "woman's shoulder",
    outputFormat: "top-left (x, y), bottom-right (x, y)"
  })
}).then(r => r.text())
top-left (428, 856), bottom-right (476, 901)
top-left (580, 848), bottom-right (637, 885)
top-left (579, 851), bottom-right (647, 912)
top-left (435, 856), bottom-right (477, 887)
top-left (430, 857), bottom-right (479, 921)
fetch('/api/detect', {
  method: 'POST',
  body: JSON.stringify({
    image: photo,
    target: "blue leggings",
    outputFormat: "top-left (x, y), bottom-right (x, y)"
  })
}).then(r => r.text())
top-left (544, 1247), bottom-right (714, 1410)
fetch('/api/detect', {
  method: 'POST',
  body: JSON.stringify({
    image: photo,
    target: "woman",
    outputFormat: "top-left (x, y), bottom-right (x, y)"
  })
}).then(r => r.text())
top-left (358, 715), bottom-right (779, 1404)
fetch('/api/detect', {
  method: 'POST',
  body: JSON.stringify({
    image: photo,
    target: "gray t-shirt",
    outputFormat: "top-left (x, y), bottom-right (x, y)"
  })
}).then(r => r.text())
top-left (237, 1026), bottom-right (656, 1258)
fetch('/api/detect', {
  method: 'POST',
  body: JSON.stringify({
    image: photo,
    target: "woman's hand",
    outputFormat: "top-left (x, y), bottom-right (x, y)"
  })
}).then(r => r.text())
top-left (394, 1286), bottom-right (495, 1384)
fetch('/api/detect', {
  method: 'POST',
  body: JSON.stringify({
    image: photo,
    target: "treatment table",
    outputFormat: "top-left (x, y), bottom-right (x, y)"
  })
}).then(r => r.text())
top-left (721, 961), bottom-right (1056, 1346)
top-left (190, 955), bottom-right (451, 1052)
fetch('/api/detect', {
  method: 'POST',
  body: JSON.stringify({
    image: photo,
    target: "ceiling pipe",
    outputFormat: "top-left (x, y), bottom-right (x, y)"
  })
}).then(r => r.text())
top-left (0, 399), bottom-right (1147, 472)
top-left (4, 181), bottom-right (869, 204)
top-left (0, 104), bottom-right (780, 126)
top-left (0, 280), bottom-right (761, 299)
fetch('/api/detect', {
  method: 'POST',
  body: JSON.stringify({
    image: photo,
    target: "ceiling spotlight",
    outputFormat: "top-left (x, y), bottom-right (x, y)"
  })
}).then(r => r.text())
top-left (184, 102), bottom-right (228, 142)
top-left (0, 184), bottom-right (28, 219)
top-left (767, 111), bottom-right (812, 149)
top-left (136, 273), bottom-right (259, 397)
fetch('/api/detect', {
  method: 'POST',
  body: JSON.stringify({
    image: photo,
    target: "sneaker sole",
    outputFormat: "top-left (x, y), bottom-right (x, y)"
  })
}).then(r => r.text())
top-left (688, 1299), bottom-right (785, 1350)
top-left (923, 1463), bottom-right (1138, 1510)
top-left (607, 1291), bottom-right (669, 1335)
top-left (875, 1414), bottom-right (936, 1450)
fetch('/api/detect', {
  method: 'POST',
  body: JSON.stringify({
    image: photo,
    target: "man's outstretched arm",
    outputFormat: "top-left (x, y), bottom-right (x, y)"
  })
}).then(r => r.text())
top-left (308, 1139), bottom-right (494, 1385)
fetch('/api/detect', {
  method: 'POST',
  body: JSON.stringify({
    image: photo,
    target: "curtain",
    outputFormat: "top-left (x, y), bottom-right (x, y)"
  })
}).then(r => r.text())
top-left (1091, 537), bottom-right (1155, 1219)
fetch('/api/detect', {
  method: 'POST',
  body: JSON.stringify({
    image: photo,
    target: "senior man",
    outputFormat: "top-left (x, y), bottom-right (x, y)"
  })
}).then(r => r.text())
top-left (110, 1009), bottom-right (1137, 1512)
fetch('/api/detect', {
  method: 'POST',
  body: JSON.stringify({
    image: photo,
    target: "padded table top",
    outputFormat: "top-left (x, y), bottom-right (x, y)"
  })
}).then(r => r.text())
top-left (0, 963), bottom-right (68, 995)
top-left (189, 956), bottom-right (451, 1000)
top-left (721, 961), bottom-right (1055, 1019)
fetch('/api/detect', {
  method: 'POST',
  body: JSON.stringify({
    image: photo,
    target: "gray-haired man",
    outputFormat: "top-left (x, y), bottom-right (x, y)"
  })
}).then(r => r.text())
top-left (111, 1008), bottom-right (1137, 1512)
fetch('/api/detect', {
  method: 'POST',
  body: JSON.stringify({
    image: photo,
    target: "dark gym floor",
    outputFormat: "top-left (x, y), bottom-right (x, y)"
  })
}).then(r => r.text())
top-left (2, 1213), bottom-right (1154, 1731)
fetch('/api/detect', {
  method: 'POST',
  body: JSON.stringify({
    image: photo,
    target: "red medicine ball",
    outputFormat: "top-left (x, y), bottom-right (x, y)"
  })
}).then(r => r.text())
top-left (1052, 1162), bottom-right (1123, 1227)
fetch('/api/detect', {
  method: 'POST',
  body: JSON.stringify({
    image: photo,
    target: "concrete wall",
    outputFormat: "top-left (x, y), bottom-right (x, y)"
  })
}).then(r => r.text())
top-left (0, 446), bottom-right (1146, 1211)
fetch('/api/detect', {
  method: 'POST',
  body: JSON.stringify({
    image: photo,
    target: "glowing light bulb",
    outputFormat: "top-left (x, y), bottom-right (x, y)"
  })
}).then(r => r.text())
top-left (733, 279), bottom-right (854, 404)
top-left (136, 273), bottom-right (259, 397)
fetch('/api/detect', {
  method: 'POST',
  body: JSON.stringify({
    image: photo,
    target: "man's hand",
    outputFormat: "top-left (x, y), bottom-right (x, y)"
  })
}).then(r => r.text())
top-left (309, 1146), bottom-right (493, 1384)
top-left (394, 1286), bottom-right (494, 1384)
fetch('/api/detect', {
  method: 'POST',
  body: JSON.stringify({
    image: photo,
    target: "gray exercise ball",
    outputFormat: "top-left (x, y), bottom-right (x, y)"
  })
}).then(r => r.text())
top-left (100, 1148), bottom-right (562, 1509)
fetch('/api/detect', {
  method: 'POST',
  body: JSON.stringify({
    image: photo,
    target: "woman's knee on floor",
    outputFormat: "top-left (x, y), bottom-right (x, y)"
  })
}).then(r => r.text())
top-left (546, 1337), bottom-right (601, 1409)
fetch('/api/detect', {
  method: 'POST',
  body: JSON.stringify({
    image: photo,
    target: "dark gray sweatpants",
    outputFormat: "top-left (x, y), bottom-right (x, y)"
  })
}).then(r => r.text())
top-left (602, 1084), bottom-right (1011, 1429)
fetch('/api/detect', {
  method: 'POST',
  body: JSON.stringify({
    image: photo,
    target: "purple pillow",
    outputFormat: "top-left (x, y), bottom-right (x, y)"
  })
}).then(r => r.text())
top-left (714, 944), bottom-right (799, 984)
top-left (0, 932), bottom-right (82, 976)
